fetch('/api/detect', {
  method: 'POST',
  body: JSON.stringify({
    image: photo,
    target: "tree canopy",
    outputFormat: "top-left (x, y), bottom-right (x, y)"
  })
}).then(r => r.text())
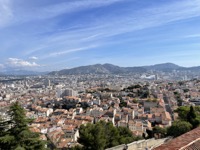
top-left (166, 106), bottom-right (200, 138)
top-left (153, 126), bottom-right (167, 138)
top-left (0, 102), bottom-right (46, 150)
top-left (167, 120), bottom-right (192, 137)
top-left (78, 121), bottom-right (142, 150)
top-left (175, 106), bottom-right (200, 129)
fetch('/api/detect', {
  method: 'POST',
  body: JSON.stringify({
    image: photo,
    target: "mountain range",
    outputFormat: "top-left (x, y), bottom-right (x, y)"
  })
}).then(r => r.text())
top-left (0, 70), bottom-right (48, 76)
top-left (1, 63), bottom-right (200, 76)
top-left (49, 63), bottom-right (200, 75)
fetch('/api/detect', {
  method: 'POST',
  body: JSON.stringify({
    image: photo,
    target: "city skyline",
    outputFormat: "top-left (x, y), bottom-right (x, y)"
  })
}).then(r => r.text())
top-left (0, 0), bottom-right (200, 71)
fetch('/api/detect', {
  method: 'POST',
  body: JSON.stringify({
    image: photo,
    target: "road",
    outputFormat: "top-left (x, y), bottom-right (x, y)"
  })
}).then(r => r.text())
top-left (163, 93), bottom-right (174, 121)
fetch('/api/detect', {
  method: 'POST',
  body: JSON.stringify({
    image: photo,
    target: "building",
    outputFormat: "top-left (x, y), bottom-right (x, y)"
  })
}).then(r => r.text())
top-left (56, 88), bottom-right (77, 98)
top-left (44, 79), bottom-right (51, 87)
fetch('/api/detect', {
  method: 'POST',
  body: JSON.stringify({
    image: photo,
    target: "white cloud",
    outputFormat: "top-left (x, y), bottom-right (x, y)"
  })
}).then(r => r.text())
top-left (1, 0), bottom-right (123, 28)
top-left (46, 45), bottom-right (98, 58)
top-left (38, 0), bottom-right (123, 20)
top-left (89, 0), bottom-right (200, 38)
top-left (7, 58), bottom-right (40, 68)
top-left (2, 0), bottom-right (200, 68)
top-left (29, 56), bottom-right (38, 60)
top-left (0, 0), bottom-right (13, 27)
top-left (26, 0), bottom-right (200, 57)
top-left (184, 34), bottom-right (200, 38)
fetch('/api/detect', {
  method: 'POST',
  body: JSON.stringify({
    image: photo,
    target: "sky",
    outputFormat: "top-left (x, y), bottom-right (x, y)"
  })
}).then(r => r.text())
top-left (0, 0), bottom-right (200, 71)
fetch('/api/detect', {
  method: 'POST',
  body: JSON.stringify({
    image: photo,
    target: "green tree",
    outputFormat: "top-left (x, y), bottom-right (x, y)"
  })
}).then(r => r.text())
top-left (187, 106), bottom-right (200, 128)
top-left (78, 121), bottom-right (142, 150)
top-left (183, 89), bottom-right (189, 93)
top-left (71, 145), bottom-right (83, 150)
top-left (187, 106), bottom-right (196, 120)
top-left (78, 123), bottom-right (106, 150)
top-left (167, 120), bottom-right (192, 137)
top-left (103, 121), bottom-right (120, 148)
top-left (175, 106), bottom-right (200, 128)
top-left (175, 106), bottom-right (190, 120)
top-left (119, 100), bottom-right (127, 108)
top-left (153, 126), bottom-right (167, 138)
top-left (118, 126), bottom-right (131, 144)
top-left (0, 102), bottom-right (46, 150)
top-left (132, 99), bottom-right (138, 103)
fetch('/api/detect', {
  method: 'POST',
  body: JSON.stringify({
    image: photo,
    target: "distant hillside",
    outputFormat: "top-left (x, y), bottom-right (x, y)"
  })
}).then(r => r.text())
top-left (49, 63), bottom-right (200, 75)
top-left (49, 63), bottom-right (147, 75)
top-left (143, 63), bottom-right (183, 72)
top-left (144, 63), bottom-right (200, 73)
top-left (0, 70), bottom-right (48, 76)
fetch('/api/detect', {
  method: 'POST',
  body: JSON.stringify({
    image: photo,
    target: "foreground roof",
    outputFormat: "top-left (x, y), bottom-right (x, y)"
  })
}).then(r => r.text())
top-left (153, 127), bottom-right (200, 150)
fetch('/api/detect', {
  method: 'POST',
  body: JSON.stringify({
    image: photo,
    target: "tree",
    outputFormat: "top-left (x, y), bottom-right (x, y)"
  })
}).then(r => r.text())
top-left (187, 106), bottom-right (196, 119)
top-left (103, 121), bottom-right (120, 148)
top-left (174, 92), bottom-right (183, 106)
top-left (0, 102), bottom-right (46, 150)
top-left (153, 126), bottom-right (167, 138)
top-left (78, 123), bottom-right (106, 150)
top-left (118, 126), bottom-right (133, 144)
top-left (178, 81), bottom-right (184, 86)
top-left (175, 106), bottom-right (200, 129)
top-left (183, 89), bottom-right (189, 93)
top-left (175, 106), bottom-right (190, 120)
top-left (167, 120), bottom-right (192, 137)
top-left (132, 99), bottom-right (138, 103)
top-left (119, 100), bottom-right (127, 108)
top-left (187, 106), bottom-right (200, 128)
top-left (78, 121), bottom-right (142, 150)
top-left (71, 145), bottom-right (83, 150)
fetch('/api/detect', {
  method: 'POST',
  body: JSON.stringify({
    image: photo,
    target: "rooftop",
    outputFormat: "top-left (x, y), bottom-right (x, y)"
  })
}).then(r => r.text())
top-left (153, 127), bottom-right (200, 150)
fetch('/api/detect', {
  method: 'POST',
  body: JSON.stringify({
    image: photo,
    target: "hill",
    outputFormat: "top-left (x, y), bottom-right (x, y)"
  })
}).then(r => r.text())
top-left (0, 70), bottom-right (48, 76)
top-left (49, 62), bottom-right (189, 75)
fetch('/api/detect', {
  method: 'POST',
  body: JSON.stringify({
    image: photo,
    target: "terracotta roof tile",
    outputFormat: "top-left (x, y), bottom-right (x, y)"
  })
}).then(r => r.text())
top-left (153, 127), bottom-right (200, 150)
top-left (182, 139), bottom-right (200, 150)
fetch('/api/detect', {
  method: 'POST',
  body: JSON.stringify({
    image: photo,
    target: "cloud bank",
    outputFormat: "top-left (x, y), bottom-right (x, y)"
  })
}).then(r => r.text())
top-left (6, 58), bottom-right (40, 68)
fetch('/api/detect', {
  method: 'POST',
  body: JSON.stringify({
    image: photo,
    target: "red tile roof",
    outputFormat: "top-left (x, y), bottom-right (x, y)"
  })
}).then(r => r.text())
top-left (153, 127), bottom-right (200, 150)
top-left (182, 139), bottom-right (200, 150)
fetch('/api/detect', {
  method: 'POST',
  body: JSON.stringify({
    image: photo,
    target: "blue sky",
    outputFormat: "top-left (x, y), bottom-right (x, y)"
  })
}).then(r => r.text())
top-left (0, 0), bottom-right (200, 71)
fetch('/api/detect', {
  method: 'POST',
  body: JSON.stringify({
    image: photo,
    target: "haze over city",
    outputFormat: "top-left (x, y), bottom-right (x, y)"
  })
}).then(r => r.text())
top-left (0, 0), bottom-right (200, 72)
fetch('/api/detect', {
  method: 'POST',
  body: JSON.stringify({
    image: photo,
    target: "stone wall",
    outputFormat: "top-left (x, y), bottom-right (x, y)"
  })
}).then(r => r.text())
top-left (105, 137), bottom-right (170, 150)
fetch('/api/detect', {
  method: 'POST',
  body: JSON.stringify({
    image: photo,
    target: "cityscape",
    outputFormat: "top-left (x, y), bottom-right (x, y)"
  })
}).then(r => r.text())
top-left (1, 64), bottom-right (200, 149)
top-left (1, 0), bottom-right (200, 150)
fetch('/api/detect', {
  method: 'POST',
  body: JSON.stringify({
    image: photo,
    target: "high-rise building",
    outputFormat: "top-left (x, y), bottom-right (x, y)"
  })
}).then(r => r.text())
top-left (44, 79), bottom-right (51, 87)
top-left (56, 88), bottom-right (77, 98)
top-left (64, 88), bottom-right (77, 97)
